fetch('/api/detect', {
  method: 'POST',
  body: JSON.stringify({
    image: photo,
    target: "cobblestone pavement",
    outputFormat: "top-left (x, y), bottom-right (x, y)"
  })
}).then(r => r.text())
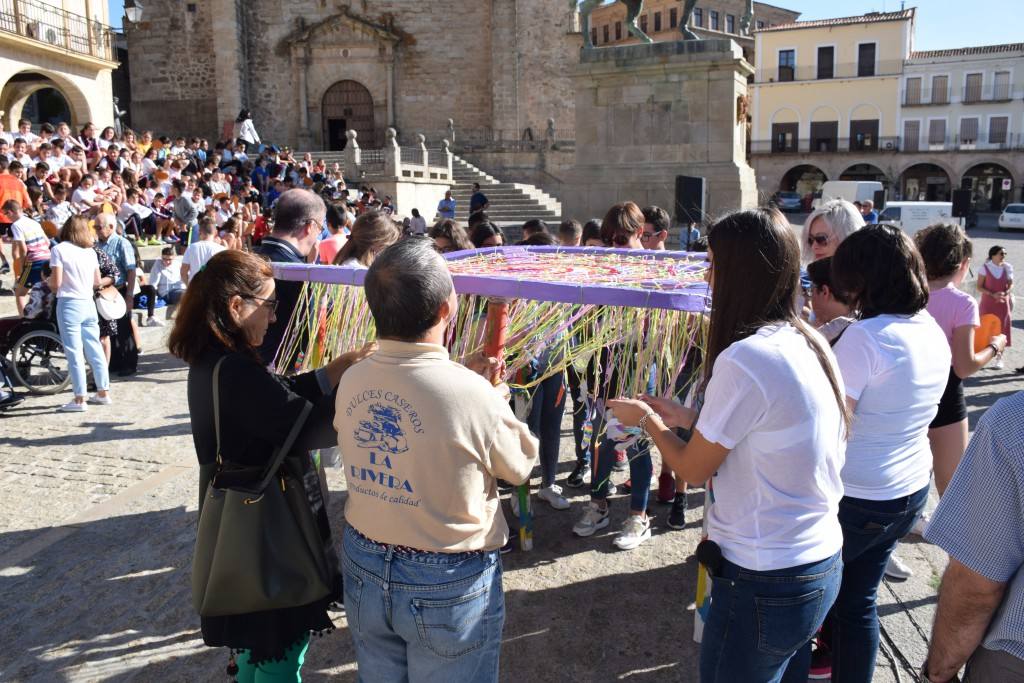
top-left (0, 227), bottom-right (1021, 682)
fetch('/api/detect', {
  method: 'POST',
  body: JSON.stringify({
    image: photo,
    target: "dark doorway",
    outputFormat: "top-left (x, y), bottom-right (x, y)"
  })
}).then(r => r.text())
top-left (322, 80), bottom-right (375, 149)
top-left (326, 118), bottom-right (348, 151)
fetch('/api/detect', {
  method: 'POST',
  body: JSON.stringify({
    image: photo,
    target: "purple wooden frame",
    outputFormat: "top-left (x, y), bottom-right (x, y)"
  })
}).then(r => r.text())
top-left (273, 246), bottom-right (711, 312)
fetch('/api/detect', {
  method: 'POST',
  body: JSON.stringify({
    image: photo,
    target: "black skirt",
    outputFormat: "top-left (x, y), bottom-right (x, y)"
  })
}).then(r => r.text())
top-left (930, 367), bottom-right (967, 429)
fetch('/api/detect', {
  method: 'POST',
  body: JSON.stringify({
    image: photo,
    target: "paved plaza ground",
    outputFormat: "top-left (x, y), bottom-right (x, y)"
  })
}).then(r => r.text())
top-left (0, 224), bottom-right (1022, 681)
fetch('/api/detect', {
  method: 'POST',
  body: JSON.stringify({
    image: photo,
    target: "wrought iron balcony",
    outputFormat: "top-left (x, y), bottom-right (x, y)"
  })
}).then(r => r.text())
top-left (0, 0), bottom-right (116, 63)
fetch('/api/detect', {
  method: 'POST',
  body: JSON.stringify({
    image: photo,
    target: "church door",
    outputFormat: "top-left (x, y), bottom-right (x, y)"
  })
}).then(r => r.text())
top-left (322, 80), bottom-right (375, 150)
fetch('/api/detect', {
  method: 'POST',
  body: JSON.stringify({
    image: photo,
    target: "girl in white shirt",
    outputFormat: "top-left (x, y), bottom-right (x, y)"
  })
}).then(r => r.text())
top-left (610, 208), bottom-right (848, 682)
top-left (49, 216), bottom-right (111, 412)
top-left (827, 225), bottom-right (949, 681)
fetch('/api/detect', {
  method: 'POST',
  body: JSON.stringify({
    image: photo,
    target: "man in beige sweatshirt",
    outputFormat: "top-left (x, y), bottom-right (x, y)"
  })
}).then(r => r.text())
top-left (335, 237), bottom-right (538, 682)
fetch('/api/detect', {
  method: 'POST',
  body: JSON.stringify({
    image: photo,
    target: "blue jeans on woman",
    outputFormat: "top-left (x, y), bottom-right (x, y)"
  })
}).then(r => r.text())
top-left (829, 485), bottom-right (929, 683)
top-left (591, 436), bottom-right (652, 513)
top-left (342, 525), bottom-right (505, 683)
top-left (700, 551), bottom-right (843, 683)
top-left (526, 372), bottom-right (566, 488)
top-left (57, 297), bottom-right (110, 398)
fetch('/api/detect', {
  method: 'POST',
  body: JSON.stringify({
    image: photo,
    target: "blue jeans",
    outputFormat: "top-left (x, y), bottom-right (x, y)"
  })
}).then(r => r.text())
top-left (700, 551), bottom-right (843, 683)
top-left (526, 372), bottom-right (566, 488)
top-left (829, 485), bottom-right (929, 683)
top-left (57, 297), bottom-right (110, 398)
top-left (566, 366), bottom-right (592, 466)
top-left (591, 437), bottom-right (653, 513)
top-left (342, 526), bottom-right (505, 683)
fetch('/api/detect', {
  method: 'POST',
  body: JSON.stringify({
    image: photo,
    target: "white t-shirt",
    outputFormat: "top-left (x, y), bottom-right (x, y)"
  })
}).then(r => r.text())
top-left (833, 312), bottom-right (950, 500)
top-left (983, 261), bottom-right (1014, 281)
top-left (182, 240), bottom-right (226, 278)
top-left (695, 323), bottom-right (846, 571)
top-left (71, 186), bottom-right (97, 211)
top-left (49, 242), bottom-right (98, 300)
top-left (117, 200), bottom-right (154, 223)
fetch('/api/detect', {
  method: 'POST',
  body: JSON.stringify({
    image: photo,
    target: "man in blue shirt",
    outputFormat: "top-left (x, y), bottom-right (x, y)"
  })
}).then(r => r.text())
top-left (923, 391), bottom-right (1024, 682)
top-left (469, 183), bottom-right (489, 216)
top-left (437, 190), bottom-right (456, 220)
top-left (856, 200), bottom-right (879, 223)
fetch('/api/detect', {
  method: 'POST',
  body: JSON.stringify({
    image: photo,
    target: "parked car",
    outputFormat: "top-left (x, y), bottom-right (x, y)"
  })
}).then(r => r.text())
top-left (879, 202), bottom-right (962, 237)
top-left (771, 191), bottom-right (803, 212)
top-left (998, 204), bottom-right (1024, 231)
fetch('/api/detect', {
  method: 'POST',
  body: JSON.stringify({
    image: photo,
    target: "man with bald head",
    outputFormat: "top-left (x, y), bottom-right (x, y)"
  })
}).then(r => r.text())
top-left (255, 188), bottom-right (327, 365)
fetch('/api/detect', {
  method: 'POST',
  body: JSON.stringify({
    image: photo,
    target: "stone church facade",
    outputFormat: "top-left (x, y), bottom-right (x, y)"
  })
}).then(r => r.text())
top-left (125, 0), bottom-right (581, 150)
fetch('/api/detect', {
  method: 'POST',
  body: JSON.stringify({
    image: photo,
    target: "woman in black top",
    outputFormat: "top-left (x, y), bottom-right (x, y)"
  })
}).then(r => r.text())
top-left (168, 250), bottom-right (373, 677)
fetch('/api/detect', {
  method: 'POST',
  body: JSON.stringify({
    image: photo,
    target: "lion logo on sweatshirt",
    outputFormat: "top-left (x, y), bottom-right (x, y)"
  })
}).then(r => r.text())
top-left (354, 403), bottom-right (409, 454)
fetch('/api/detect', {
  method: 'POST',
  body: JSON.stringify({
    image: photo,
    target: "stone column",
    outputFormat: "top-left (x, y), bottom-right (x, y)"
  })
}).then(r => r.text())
top-left (210, 0), bottom-right (245, 137)
top-left (343, 130), bottom-right (361, 176)
top-left (441, 139), bottom-right (453, 180)
top-left (384, 127), bottom-right (400, 177)
top-left (294, 46), bottom-right (313, 151)
top-left (386, 58), bottom-right (396, 129)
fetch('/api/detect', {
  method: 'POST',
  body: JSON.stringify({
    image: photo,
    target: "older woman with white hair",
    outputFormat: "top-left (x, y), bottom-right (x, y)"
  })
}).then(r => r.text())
top-left (802, 199), bottom-right (866, 262)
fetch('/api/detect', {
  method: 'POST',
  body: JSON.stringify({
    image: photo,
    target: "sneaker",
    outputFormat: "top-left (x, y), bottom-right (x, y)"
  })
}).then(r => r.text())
top-left (566, 462), bottom-right (591, 488)
top-left (809, 642), bottom-right (831, 680)
top-left (87, 394), bottom-right (113, 405)
top-left (613, 514), bottom-right (651, 550)
top-left (537, 484), bottom-right (570, 510)
top-left (58, 401), bottom-right (87, 413)
top-left (499, 539), bottom-right (514, 555)
top-left (144, 317), bottom-right (164, 327)
top-left (657, 469), bottom-right (676, 504)
top-left (572, 501), bottom-right (610, 537)
top-left (613, 448), bottom-right (628, 471)
top-left (0, 392), bottom-right (25, 410)
top-left (884, 553), bottom-right (913, 580)
top-left (667, 493), bottom-right (688, 529)
top-left (911, 512), bottom-right (930, 537)
top-left (992, 352), bottom-right (1005, 370)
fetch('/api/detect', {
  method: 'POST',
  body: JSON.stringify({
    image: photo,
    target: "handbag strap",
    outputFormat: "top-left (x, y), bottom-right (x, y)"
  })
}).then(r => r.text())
top-left (212, 356), bottom-right (314, 494)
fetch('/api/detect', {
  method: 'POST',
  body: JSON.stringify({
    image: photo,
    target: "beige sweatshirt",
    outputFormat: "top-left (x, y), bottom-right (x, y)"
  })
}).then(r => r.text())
top-left (335, 340), bottom-right (539, 552)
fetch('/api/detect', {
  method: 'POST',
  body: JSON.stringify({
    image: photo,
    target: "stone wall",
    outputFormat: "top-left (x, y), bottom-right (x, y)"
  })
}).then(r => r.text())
top-left (126, 0), bottom-right (579, 149)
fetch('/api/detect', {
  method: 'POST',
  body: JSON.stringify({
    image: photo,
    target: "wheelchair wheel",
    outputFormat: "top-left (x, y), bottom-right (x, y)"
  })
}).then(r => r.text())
top-left (11, 329), bottom-right (71, 395)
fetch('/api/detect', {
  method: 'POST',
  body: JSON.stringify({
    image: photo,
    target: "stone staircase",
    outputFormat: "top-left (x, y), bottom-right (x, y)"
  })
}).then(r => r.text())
top-left (300, 151), bottom-right (563, 227)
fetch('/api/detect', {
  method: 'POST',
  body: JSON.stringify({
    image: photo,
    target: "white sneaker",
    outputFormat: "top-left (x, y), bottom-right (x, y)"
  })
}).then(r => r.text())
top-left (572, 501), bottom-right (610, 537)
top-left (537, 484), bottom-right (570, 510)
top-left (613, 514), bottom-right (652, 550)
top-left (87, 394), bottom-right (113, 405)
top-left (992, 353), bottom-right (1005, 370)
top-left (911, 512), bottom-right (930, 537)
top-left (885, 553), bottom-right (913, 580)
top-left (145, 317), bottom-right (164, 327)
top-left (58, 401), bottom-right (87, 413)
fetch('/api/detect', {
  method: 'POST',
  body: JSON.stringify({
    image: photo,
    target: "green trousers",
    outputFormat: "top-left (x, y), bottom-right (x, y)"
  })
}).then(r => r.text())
top-left (235, 635), bottom-right (309, 683)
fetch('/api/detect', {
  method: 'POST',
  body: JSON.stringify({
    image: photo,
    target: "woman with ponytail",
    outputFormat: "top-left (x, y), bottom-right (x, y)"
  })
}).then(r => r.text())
top-left (609, 208), bottom-right (848, 682)
top-left (332, 209), bottom-right (399, 268)
top-left (169, 250), bottom-right (374, 679)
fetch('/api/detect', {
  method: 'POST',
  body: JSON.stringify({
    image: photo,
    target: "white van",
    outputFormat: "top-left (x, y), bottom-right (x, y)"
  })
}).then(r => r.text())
top-left (812, 181), bottom-right (884, 209)
top-left (878, 202), bottom-right (962, 236)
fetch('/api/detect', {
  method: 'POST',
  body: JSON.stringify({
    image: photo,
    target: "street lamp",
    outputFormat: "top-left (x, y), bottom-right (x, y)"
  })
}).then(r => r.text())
top-left (124, 0), bottom-right (144, 24)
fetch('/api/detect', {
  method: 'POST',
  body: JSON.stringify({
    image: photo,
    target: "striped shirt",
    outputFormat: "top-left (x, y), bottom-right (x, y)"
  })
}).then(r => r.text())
top-left (10, 216), bottom-right (49, 263)
top-left (926, 391), bottom-right (1024, 660)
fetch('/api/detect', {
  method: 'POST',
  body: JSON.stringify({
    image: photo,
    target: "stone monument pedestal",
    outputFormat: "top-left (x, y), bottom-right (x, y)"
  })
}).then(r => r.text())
top-left (562, 40), bottom-right (757, 225)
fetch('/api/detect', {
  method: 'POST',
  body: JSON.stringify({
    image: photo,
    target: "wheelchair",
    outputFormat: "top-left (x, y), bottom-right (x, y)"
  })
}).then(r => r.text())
top-left (0, 311), bottom-right (71, 395)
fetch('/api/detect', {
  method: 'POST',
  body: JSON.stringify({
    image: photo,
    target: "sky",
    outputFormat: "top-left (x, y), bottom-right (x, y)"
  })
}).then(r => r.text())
top-left (108, 0), bottom-right (1019, 51)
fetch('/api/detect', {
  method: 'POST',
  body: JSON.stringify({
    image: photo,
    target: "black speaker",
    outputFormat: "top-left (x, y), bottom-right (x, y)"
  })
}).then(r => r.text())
top-left (675, 175), bottom-right (706, 226)
top-left (952, 189), bottom-right (972, 218)
top-left (873, 190), bottom-right (886, 213)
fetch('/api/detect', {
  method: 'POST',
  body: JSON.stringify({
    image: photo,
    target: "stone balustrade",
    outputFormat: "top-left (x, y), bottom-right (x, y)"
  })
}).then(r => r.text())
top-left (343, 128), bottom-right (453, 183)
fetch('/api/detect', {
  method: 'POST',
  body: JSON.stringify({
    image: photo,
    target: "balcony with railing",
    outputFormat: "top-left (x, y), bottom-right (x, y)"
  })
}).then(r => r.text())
top-left (754, 60), bottom-right (903, 84)
top-left (0, 0), bottom-right (116, 63)
top-left (751, 137), bottom-right (902, 154)
top-left (752, 134), bottom-right (1024, 155)
top-left (901, 88), bottom-right (951, 106)
top-left (962, 83), bottom-right (1014, 104)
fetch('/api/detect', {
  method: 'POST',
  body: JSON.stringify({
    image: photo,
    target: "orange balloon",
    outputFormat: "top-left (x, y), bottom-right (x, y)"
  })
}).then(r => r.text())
top-left (975, 314), bottom-right (1002, 353)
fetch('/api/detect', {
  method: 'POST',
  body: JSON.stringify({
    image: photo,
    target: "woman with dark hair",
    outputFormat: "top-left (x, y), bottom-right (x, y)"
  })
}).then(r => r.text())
top-left (827, 225), bottom-right (949, 681)
top-left (333, 210), bottom-right (400, 267)
top-left (600, 202), bottom-right (644, 248)
top-left (609, 208), bottom-right (848, 681)
top-left (429, 218), bottom-right (473, 254)
top-left (97, 126), bottom-right (117, 150)
top-left (235, 108), bottom-right (261, 149)
top-left (168, 250), bottom-right (373, 680)
top-left (470, 221), bottom-right (506, 248)
top-left (806, 257), bottom-right (854, 343)
top-left (915, 224), bottom-right (1005, 494)
top-left (977, 244), bottom-right (1013, 369)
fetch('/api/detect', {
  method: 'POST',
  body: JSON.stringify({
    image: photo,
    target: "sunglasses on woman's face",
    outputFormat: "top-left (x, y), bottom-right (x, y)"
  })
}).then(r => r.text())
top-left (807, 233), bottom-right (830, 247)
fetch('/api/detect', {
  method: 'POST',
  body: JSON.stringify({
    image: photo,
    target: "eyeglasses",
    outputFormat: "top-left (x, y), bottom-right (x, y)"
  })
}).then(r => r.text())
top-left (641, 232), bottom-right (655, 241)
top-left (807, 233), bottom-right (831, 247)
top-left (244, 295), bottom-right (278, 313)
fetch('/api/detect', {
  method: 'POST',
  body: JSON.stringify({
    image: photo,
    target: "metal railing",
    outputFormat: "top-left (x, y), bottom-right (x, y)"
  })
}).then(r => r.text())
top-left (755, 60), bottom-right (903, 83)
top-left (962, 83), bottom-right (1014, 104)
top-left (901, 87), bottom-right (951, 106)
top-left (0, 0), bottom-right (116, 61)
top-left (753, 134), bottom-right (1024, 154)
